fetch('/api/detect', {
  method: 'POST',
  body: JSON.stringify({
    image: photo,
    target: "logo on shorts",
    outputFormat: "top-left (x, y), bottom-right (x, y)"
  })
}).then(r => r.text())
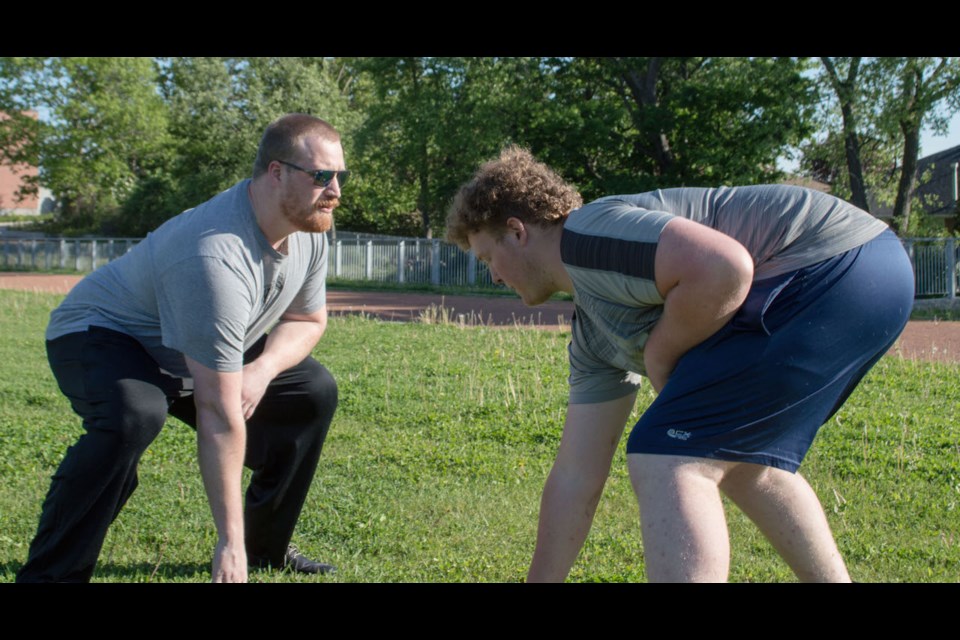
top-left (667, 428), bottom-right (692, 441)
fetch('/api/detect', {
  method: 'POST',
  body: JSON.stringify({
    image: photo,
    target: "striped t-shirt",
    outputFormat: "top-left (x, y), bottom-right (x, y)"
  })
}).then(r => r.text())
top-left (561, 184), bottom-right (890, 404)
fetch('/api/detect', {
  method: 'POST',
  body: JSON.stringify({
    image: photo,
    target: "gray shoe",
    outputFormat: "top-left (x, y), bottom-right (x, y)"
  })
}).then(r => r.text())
top-left (251, 544), bottom-right (337, 575)
top-left (283, 545), bottom-right (336, 575)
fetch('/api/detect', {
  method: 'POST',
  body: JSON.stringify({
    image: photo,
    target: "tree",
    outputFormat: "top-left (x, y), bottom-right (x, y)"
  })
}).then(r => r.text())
top-left (874, 58), bottom-right (960, 233)
top-left (346, 57), bottom-right (558, 237)
top-left (0, 57), bottom-right (170, 231)
top-left (799, 128), bottom-right (898, 206)
top-left (819, 57), bottom-right (871, 211)
top-left (140, 57), bottom-right (358, 234)
top-left (556, 57), bottom-right (816, 193)
top-left (806, 57), bottom-right (960, 235)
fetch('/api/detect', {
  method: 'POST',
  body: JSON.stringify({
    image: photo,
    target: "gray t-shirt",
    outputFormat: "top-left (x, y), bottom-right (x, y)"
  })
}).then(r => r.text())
top-left (562, 184), bottom-right (890, 404)
top-left (47, 179), bottom-right (328, 379)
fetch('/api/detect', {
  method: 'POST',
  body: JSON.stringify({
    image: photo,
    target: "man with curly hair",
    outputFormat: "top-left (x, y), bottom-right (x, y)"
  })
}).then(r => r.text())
top-left (447, 146), bottom-right (914, 582)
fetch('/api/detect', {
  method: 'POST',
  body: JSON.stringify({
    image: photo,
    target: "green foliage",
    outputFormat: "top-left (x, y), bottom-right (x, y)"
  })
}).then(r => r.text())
top-left (345, 58), bottom-right (555, 237)
top-left (1, 289), bottom-right (958, 582)
top-left (0, 57), bottom-right (171, 232)
top-left (345, 57), bottom-right (816, 237)
top-left (546, 57), bottom-right (815, 198)
top-left (804, 57), bottom-right (960, 234)
top-left (0, 213), bottom-right (52, 224)
top-left (0, 57), bottom-right (360, 237)
top-left (2, 56), bottom-right (955, 241)
top-left (126, 57), bottom-right (359, 236)
top-left (799, 129), bottom-right (899, 206)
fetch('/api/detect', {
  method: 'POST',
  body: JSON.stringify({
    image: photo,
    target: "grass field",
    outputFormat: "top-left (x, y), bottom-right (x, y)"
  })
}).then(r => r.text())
top-left (1, 289), bottom-right (958, 582)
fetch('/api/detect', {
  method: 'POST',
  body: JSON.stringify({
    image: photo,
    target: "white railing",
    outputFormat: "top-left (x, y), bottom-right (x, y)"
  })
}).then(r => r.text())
top-left (902, 237), bottom-right (958, 300)
top-left (2, 234), bottom-right (956, 299)
top-left (328, 237), bottom-right (495, 288)
top-left (0, 237), bottom-right (141, 273)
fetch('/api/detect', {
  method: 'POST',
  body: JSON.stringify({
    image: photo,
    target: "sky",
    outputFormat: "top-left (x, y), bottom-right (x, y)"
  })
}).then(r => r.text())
top-left (779, 110), bottom-right (960, 174)
top-left (920, 109), bottom-right (960, 156)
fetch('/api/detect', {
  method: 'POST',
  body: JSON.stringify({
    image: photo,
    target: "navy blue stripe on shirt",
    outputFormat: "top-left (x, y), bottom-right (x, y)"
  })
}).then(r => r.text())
top-left (561, 228), bottom-right (658, 280)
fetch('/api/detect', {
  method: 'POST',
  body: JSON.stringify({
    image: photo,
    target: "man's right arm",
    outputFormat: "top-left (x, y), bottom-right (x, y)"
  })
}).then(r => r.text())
top-left (643, 217), bottom-right (754, 392)
top-left (527, 392), bottom-right (637, 582)
top-left (185, 355), bottom-right (248, 583)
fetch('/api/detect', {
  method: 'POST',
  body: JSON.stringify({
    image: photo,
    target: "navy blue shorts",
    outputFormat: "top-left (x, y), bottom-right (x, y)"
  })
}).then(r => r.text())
top-left (626, 229), bottom-right (914, 472)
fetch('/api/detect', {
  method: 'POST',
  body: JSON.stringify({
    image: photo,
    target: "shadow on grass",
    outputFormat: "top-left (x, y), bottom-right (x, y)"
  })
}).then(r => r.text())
top-left (2, 560), bottom-right (209, 583)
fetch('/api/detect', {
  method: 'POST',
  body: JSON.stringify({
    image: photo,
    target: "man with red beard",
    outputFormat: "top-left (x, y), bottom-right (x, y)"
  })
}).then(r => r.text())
top-left (18, 114), bottom-right (346, 583)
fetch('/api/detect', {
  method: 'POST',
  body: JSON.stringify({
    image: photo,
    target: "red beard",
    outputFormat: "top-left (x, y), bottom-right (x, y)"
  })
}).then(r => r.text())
top-left (282, 197), bottom-right (339, 234)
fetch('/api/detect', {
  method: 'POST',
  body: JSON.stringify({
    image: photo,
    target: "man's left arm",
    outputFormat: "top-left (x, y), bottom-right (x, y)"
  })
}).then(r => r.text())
top-left (643, 217), bottom-right (754, 393)
top-left (240, 306), bottom-right (327, 419)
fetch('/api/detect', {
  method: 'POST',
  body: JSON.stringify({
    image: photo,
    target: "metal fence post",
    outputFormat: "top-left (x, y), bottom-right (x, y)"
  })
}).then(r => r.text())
top-left (431, 240), bottom-right (441, 286)
top-left (335, 240), bottom-right (342, 277)
top-left (91, 240), bottom-right (98, 271)
top-left (59, 238), bottom-right (66, 269)
top-left (74, 240), bottom-right (81, 272)
top-left (467, 252), bottom-right (476, 286)
top-left (398, 241), bottom-right (405, 284)
top-left (366, 240), bottom-right (374, 280)
top-left (947, 237), bottom-right (957, 300)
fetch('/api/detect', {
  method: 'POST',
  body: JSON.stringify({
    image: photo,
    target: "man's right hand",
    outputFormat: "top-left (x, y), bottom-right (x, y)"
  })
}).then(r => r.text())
top-left (212, 538), bottom-right (248, 583)
top-left (185, 355), bottom-right (248, 585)
top-left (527, 393), bottom-right (637, 582)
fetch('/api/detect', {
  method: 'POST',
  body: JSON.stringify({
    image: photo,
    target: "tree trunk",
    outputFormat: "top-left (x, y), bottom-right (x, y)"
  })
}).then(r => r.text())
top-left (893, 122), bottom-right (921, 235)
top-left (821, 58), bottom-right (870, 212)
top-left (840, 101), bottom-right (870, 212)
top-left (418, 135), bottom-right (431, 238)
top-left (621, 57), bottom-right (674, 177)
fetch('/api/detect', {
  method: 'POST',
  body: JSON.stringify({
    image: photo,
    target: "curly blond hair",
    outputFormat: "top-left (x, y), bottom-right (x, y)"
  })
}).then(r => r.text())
top-left (445, 146), bottom-right (582, 250)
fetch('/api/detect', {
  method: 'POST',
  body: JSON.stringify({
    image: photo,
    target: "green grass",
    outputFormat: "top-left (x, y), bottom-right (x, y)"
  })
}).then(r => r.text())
top-left (910, 301), bottom-right (960, 321)
top-left (326, 276), bottom-right (576, 301)
top-left (0, 289), bottom-right (958, 582)
top-left (327, 276), bottom-right (516, 298)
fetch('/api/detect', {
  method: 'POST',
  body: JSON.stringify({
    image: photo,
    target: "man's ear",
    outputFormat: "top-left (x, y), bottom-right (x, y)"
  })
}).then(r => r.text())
top-left (268, 160), bottom-right (285, 183)
top-left (505, 217), bottom-right (527, 245)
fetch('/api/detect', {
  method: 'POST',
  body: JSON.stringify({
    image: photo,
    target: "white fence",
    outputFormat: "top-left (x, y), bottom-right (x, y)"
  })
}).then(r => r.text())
top-left (2, 234), bottom-right (957, 299)
top-left (903, 237), bottom-right (958, 299)
top-left (0, 237), bottom-right (141, 273)
top-left (329, 237), bottom-right (495, 288)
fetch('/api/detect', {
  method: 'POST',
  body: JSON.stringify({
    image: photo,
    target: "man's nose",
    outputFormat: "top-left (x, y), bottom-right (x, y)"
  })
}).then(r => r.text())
top-left (324, 176), bottom-right (342, 197)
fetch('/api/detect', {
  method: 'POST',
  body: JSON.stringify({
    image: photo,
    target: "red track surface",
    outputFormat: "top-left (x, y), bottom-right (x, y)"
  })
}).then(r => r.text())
top-left (2, 272), bottom-right (958, 364)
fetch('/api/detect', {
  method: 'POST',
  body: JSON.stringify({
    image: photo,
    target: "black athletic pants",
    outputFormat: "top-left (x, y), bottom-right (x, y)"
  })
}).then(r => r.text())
top-left (16, 326), bottom-right (338, 582)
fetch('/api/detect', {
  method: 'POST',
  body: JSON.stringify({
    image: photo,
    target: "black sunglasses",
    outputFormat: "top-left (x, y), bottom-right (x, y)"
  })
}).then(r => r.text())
top-left (278, 160), bottom-right (351, 188)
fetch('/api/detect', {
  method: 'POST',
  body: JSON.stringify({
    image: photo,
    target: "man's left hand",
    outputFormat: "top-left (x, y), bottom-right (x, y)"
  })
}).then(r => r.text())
top-left (241, 359), bottom-right (274, 420)
top-left (239, 306), bottom-right (327, 420)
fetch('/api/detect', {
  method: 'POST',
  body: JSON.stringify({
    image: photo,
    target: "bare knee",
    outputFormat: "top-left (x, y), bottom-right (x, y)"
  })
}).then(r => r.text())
top-left (628, 454), bottom-right (732, 582)
top-left (719, 462), bottom-right (784, 499)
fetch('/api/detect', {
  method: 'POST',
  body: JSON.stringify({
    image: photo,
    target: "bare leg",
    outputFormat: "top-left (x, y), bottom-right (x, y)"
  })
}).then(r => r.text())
top-left (718, 463), bottom-right (850, 582)
top-left (628, 453), bottom-right (731, 582)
